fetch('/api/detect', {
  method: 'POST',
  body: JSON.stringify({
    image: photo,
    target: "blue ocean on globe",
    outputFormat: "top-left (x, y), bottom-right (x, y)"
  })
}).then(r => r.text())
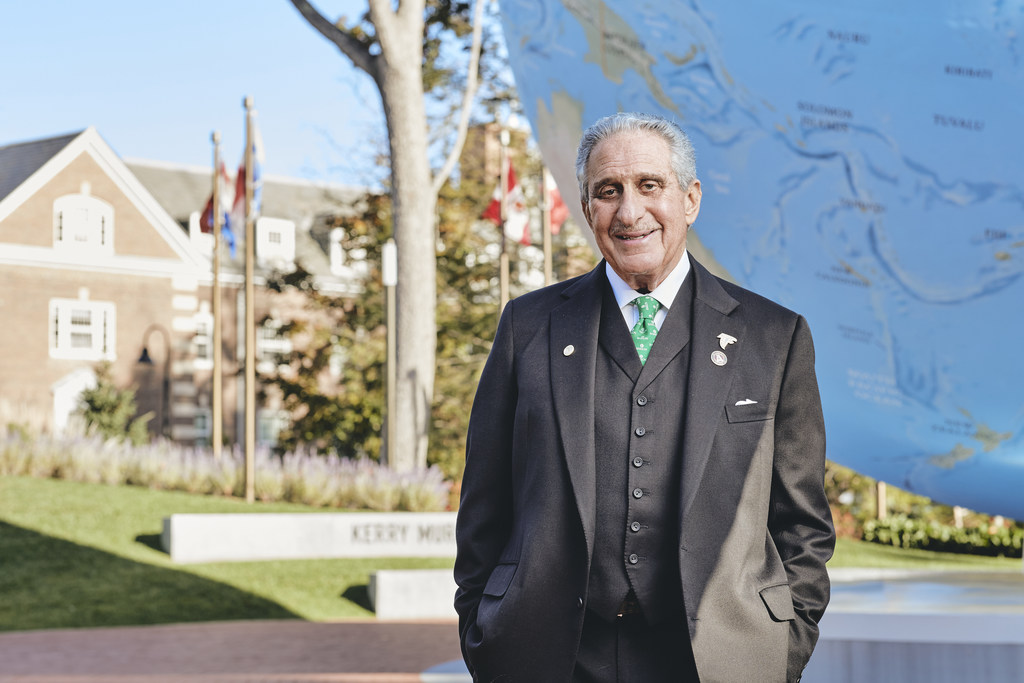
top-left (499, 0), bottom-right (1024, 518)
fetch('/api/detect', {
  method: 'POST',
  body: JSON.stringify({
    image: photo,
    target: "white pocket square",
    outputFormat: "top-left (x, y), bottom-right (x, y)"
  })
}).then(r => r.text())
top-left (734, 399), bottom-right (758, 406)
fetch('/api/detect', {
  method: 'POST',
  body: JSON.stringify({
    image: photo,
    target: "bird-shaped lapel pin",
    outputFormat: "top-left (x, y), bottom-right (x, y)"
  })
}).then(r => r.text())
top-left (712, 333), bottom-right (737, 366)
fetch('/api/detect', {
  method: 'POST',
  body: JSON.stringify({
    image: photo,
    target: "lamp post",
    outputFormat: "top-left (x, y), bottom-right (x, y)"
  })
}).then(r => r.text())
top-left (138, 323), bottom-right (171, 439)
top-left (382, 238), bottom-right (397, 468)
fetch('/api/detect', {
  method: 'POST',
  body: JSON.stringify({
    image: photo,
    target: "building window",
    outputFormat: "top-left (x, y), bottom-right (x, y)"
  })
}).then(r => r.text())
top-left (193, 308), bottom-right (214, 370)
top-left (53, 194), bottom-right (114, 253)
top-left (49, 298), bottom-right (116, 360)
top-left (257, 409), bottom-right (290, 447)
top-left (194, 407), bottom-right (212, 440)
top-left (256, 217), bottom-right (296, 266)
top-left (329, 227), bottom-right (346, 276)
top-left (257, 318), bottom-right (293, 373)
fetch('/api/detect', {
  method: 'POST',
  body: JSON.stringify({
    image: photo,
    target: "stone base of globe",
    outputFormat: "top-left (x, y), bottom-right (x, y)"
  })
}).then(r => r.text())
top-left (805, 569), bottom-right (1024, 682)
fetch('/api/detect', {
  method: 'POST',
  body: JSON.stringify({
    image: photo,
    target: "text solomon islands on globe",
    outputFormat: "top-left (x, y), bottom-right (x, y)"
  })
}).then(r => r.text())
top-left (499, 0), bottom-right (1024, 518)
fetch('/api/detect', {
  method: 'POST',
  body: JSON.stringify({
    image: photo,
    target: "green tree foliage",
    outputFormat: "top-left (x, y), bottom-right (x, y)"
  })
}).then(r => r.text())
top-left (77, 362), bottom-right (152, 445)
top-left (262, 159), bottom-right (596, 480)
top-left (289, 0), bottom-right (493, 471)
top-left (262, 195), bottom-right (390, 459)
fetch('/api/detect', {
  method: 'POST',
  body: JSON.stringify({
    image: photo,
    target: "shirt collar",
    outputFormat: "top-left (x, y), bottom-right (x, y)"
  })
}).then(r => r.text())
top-left (605, 250), bottom-right (691, 311)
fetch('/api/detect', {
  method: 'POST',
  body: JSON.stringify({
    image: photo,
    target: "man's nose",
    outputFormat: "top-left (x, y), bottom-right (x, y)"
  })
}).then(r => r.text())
top-left (616, 188), bottom-right (643, 226)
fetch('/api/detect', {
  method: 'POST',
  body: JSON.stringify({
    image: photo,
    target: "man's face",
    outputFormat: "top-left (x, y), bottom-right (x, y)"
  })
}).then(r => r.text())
top-left (582, 130), bottom-right (701, 292)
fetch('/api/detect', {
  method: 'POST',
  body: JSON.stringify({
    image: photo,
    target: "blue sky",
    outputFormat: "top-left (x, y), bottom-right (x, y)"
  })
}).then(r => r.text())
top-left (2, 1), bottom-right (388, 185)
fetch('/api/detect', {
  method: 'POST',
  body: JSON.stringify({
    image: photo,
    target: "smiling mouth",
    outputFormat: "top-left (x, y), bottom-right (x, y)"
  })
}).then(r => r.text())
top-left (615, 230), bottom-right (654, 241)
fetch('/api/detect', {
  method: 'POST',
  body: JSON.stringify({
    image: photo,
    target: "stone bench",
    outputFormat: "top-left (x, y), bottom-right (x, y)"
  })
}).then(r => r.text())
top-left (369, 569), bottom-right (459, 620)
top-left (161, 511), bottom-right (457, 564)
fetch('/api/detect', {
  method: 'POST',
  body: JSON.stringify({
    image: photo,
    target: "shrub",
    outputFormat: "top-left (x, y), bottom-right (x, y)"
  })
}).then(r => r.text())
top-left (0, 429), bottom-right (450, 512)
top-left (77, 362), bottom-right (152, 445)
top-left (863, 515), bottom-right (1023, 558)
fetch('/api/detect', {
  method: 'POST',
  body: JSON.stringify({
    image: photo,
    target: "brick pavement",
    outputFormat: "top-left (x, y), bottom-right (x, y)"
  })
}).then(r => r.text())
top-left (0, 620), bottom-right (467, 683)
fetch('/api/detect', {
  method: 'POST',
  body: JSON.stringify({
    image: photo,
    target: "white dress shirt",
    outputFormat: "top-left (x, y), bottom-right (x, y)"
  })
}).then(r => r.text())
top-left (604, 251), bottom-right (691, 331)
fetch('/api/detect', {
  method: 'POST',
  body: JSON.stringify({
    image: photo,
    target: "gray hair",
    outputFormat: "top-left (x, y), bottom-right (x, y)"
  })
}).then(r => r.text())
top-left (575, 112), bottom-right (697, 202)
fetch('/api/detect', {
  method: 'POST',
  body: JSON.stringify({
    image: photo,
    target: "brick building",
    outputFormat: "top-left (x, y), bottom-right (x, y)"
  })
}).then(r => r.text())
top-left (0, 127), bottom-right (364, 446)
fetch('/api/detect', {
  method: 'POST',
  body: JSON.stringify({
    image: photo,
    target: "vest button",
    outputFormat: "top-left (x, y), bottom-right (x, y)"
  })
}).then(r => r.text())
top-left (577, 597), bottom-right (584, 609)
top-left (630, 521), bottom-right (641, 532)
top-left (632, 487), bottom-right (643, 499)
top-left (628, 553), bottom-right (639, 564)
top-left (634, 426), bottom-right (646, 437)
top-left (632, 456), bottom-right (644, 468)
top-left (636, 395), bottom-right (648, 406)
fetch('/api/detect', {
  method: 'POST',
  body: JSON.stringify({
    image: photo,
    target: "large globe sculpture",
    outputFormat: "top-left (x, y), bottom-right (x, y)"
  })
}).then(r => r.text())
top-left (500, 0), bottom-right (1024, 518)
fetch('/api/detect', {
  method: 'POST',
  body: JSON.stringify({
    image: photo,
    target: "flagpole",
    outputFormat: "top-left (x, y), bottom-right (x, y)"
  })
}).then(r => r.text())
top-left (211, 131), bottom-right (224, 460)
top-left (541, 166), bottom-right (553, 287)
top-left (499, 128), bottom-right (510, 310)
top-left (243, 96), bottom-right (256, 504)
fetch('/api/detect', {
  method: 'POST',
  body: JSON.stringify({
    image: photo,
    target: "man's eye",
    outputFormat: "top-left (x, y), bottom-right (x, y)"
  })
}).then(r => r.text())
top-left (640, 182), bottom-right (658, 192)
top-left (599, 187), bottom-right (618, 198)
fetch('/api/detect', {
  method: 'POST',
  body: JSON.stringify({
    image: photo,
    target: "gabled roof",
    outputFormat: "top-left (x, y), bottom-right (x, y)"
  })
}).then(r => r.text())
top-left (0, 131), bottom-right (82, 201)
top-left (0, 127), bottom-right (207, 272)
top-left (126, 159), bottom-right (367, 285)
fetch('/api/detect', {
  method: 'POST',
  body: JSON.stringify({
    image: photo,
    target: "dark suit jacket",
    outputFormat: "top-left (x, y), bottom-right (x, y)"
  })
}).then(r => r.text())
top-left (455, 256), bottom-right (835, 682)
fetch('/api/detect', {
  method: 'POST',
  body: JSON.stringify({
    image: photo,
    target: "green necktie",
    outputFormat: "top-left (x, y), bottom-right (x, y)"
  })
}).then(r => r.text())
top-left (630, 295), bottom-right (660, 365)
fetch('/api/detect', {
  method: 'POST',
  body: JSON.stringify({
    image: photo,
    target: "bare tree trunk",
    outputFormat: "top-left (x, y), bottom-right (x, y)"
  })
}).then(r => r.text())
top-left (372, 0), bottom-right (435, 471)
top-left (288, 0), bottom-right (483, 471)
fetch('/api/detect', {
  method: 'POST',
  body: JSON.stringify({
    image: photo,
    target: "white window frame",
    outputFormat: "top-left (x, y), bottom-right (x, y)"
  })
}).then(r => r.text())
top-left (256, 217), bottom-right (296, 266)
top-left (53, 194), bottom-right (114, 254)
top-left (49, 298), bottom-right (116, 361)
top-left (193, 406), bottom-right (212, 441)
top-left (257, 409), bottom-right (289, 447)
top-left (256, 318), bottom-right (293, 373)
top-left (193, 309), bottom-right (214, 370)
top-left (329, 227), bottom-right (346, 276)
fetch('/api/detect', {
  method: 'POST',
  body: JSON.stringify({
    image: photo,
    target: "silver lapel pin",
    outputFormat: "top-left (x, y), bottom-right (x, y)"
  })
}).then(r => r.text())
top-left (717, 333), bottom-right (737, 350)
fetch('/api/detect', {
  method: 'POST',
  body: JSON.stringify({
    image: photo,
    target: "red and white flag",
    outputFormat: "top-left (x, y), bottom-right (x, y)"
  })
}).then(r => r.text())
top-left (199, 160), bottom-right (236, 254)
top-left (200, 160), bottom-right (232, 233)
top-left (545, 169), bottom-right (569, 235)
top-left (482, 159), bottom-right (531, 246)
top-left (230, 112), bottom-right (266, 234)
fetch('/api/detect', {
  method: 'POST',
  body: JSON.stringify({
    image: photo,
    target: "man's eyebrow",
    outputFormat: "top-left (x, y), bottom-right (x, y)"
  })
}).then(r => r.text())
top-left (589, 170), bottom-right (669, 192)
top-left (590, 175), bottom-right (620, 189)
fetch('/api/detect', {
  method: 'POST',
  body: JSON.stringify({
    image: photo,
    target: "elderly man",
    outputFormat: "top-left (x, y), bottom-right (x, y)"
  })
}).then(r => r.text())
top-left (455, 112), bottom-right (834, 682)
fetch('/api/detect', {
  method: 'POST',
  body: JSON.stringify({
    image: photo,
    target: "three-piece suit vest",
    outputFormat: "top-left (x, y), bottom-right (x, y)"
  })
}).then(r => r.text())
top-left (586, 274), bottom-right (695, 627)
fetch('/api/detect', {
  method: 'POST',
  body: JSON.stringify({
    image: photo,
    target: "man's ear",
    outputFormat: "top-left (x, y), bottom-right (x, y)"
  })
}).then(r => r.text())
top-left (581, 198), bottom-right (592, 227)
top-left (684, 180), bottom-right (702, 225)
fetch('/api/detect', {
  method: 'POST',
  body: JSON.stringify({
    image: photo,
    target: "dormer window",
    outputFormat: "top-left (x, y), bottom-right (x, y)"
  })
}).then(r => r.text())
top-left (53, 193), bottom-right (114, 253)
top-left (256, 217), bottom-right (295, 266)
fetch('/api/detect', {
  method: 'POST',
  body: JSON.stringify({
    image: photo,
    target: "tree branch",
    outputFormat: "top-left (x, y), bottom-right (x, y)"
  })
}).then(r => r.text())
top-left (289, 0), bottom-right (380, 83)
top-left (431, 0), bottom-right (485, 195)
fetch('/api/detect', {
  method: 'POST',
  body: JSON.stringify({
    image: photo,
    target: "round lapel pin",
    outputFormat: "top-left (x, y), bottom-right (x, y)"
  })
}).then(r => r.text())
top-left (563, 344), bottom-right (575, 357)
top-left (711, 350), bottom-right (728, 366)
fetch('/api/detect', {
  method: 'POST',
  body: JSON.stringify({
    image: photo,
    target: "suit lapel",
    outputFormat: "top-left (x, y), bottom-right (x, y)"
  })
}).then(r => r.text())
top-left (550, 265), bottom-right (604, 558)
top-left (680, 257), bottom-right (745, 519)
top-left (636, 268), bottom-right (694, 391)
top-left (598, 283), bottom-right (642, 381)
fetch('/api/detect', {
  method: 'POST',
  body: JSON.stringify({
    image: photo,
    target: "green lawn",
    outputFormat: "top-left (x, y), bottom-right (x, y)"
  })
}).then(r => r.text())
top-left (832, 536), bottom-right (1020, 571)
top-left (0, 474), bottom-right (1019, 632)
top-left (0, 475), bottom-right (452, 632)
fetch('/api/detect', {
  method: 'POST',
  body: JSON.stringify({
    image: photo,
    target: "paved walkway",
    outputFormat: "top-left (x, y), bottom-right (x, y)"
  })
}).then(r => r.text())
top-left (0, 620), bottom-right (468, 683)
top-left (5, 571), bottom-right (1024, 682)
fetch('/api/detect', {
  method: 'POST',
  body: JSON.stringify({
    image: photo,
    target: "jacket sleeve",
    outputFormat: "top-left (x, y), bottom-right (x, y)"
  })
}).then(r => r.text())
top-left (768, 315), bottom-right (835, 681)
top-left (454, 300), bottom-right (518, 676)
